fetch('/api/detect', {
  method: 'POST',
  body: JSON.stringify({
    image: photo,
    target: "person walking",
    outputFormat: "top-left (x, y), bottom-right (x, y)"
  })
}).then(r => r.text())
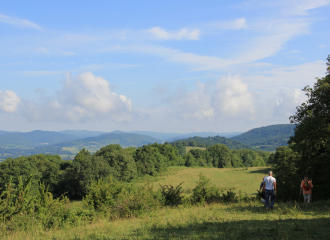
top-left (300, 174), bottom-right (313, 205)
top-left (263, 171), bottom-right (276, 210)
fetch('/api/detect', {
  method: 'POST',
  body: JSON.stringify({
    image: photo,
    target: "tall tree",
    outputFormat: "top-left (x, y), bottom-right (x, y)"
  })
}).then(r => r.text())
top-left (287, 54), bottom-right (330, 199)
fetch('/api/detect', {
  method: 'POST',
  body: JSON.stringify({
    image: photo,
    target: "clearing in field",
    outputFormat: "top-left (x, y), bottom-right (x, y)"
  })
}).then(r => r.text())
top-left (149, 166), bottom-right (270, 196)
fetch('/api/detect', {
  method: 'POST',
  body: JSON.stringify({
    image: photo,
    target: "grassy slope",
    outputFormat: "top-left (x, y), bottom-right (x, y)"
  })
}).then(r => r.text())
top-left (149, 166), bottom-right (270, 196)
top-left (4, 201), bottom-right (330, 240)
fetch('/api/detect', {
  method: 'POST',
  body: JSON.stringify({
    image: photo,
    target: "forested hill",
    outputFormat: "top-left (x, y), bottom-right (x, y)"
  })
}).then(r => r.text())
top-left (0, 130), bottom-right (13, 136)
top-left (0, 130), bottom-right (80, 148)
top-left (231, 124), bottom-right (295, 151)
top-left (171, 136), bottom-right (253, 150)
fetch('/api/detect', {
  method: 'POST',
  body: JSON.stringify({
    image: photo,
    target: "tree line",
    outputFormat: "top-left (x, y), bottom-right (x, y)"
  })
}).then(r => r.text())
top-left (0, 142), bottom-right (270, 200)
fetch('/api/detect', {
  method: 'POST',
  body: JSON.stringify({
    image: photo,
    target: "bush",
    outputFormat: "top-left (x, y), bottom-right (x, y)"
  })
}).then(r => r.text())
top-left (190, 174), bottom-right (221, 203)
top-left (83, 178), bottom-right (162, 218)
top-left (160, 182), bottom-right (184, 206)
top-left (222, 190), bottom-right (238, 203)
top-left (0, 175), bottom-right (94, 229)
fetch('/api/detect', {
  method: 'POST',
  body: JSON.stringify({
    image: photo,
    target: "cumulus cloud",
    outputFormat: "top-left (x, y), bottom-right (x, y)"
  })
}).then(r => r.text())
top-left (0, 90), bottom-right (20, 113)
top-left (147, 27), bottom-right (200, 40)
top-left (168, 82), bottom-right (214, 120)
top-left (0, 14), bottom-right (42, 30)
top-left (273, 88), bottom-right (307, 119)
top-left (21, 72), bottom-right (133, 122)
top-left (212, 75), bottom-right (254, 116)
top-left (167, 75), bottom-right (255, 120)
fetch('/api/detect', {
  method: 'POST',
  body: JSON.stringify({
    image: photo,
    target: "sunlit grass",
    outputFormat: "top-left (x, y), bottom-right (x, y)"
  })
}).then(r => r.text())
top-left (3, 201), bottom-right (330, 240)
top-left (149, 166), bottom-right (270, 196)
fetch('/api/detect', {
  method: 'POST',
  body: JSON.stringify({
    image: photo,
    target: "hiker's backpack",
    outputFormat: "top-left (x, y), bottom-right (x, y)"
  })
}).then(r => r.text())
top-left (303, 180), bottom-right (310, 191)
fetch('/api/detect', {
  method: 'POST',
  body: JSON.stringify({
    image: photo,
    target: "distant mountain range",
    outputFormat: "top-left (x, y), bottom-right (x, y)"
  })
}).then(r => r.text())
top-left (0, 130), bottom-right (15, 136)
top-left (0, 130), bottom-right (80, 148)
top-left (0, 124), bottom-right (295, 159)
top-left (58, 130), bottom-right (106, 139)
top-left (0, 132), bottom-right (162, 159)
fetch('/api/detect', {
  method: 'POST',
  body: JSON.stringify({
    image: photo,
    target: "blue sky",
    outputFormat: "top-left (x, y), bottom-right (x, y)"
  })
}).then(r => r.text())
top-left (0, 0), bottom-right (329, 133)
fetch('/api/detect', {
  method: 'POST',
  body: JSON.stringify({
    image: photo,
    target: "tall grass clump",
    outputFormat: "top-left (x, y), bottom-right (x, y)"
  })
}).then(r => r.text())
top-left (83, 178), bottom-right (163, 218)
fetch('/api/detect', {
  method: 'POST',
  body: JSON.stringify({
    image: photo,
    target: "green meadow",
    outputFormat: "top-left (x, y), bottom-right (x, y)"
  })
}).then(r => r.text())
top-left (2, 166), bottom-right (330, 240)
top-left (149, 166), bottom-right (270, 196)
top-left (2, 201), bottom-right (330, 240)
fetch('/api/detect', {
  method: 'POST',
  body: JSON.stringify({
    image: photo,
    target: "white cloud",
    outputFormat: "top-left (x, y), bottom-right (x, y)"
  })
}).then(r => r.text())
top-left (0, 90), bottom-right (20, 113)
top-left (212, 75), bottom-right (255, 116)
top-left (166, 75), bottom-right (255, 120)
top-left (237, 19), bottom-right (309, 62)
top-left (20, 72), bottom-right (133, 122)
top-left (273, 88), bottom-right (307, 119)
top-left (168, 82), bottom-right (214, 120)
top-left (210, 17), bottom-right (247, 30)
top-left (0, 14), bottom-right (42, 30)
top-left (147, 27), bottom-right (200, 40)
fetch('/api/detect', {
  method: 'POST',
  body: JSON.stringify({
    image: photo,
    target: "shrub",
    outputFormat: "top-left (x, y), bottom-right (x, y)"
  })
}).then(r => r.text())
top-left (0, 175), bottom-right (92, 229)
top-left (83, 178), bottom-right (162, 218)
top-left (222, 190), bottom-right (238, 203)
top-left (160, 182), bottom-right (184, 206)
top-left (190, 174), bottom-right (221, 203)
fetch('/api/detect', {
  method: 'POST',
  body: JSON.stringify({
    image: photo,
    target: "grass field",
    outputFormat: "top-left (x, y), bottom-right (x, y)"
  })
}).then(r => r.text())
top-left (3, 201), bottom-right (330, 240)
top-left (3, 166), bottom-right (330, 240)
top-left (149, 166), bottom-right (270, 196)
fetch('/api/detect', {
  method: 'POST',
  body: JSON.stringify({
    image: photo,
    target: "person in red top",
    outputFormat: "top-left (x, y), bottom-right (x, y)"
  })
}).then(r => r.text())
top-left (300, 174), bottom-right (313, 205)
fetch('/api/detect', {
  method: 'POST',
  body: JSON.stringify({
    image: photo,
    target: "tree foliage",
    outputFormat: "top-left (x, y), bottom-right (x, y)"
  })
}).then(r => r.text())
top-left (272, 54), bottom-right (330, 200)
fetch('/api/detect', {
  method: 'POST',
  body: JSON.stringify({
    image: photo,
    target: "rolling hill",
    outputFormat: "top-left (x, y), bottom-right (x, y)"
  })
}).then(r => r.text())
top-left (0, 130), bottom-right (80, 148)
top-left (0, 130), bottom-right (13, 136)
top-left (0, 132), bottom-right (162, 159)
top-left (231, 124), bottom-right (296, 151)
top-left (58, 130), bottom-right (107, 139)
top-left (55, 132), bottom-right (161, 151)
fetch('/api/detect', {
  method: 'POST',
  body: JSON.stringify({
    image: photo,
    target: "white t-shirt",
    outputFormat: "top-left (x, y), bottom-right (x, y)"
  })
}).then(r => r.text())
top-left (264, 176), bottom-right (276, 190)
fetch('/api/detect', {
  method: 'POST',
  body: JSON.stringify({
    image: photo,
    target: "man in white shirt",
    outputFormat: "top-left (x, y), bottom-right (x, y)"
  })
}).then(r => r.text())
top-left (263, 171), bottom-right (277, 210)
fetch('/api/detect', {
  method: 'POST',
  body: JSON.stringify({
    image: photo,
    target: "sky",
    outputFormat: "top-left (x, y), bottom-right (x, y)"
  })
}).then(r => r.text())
top-left (0, 0), bottom-right (329, 133)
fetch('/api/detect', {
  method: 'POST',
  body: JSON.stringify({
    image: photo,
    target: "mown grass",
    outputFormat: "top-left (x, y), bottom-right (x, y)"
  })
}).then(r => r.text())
top-left (2, 201), bottom-right (330, 240)
top-left (149, 166), bottom-right (271, 196)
